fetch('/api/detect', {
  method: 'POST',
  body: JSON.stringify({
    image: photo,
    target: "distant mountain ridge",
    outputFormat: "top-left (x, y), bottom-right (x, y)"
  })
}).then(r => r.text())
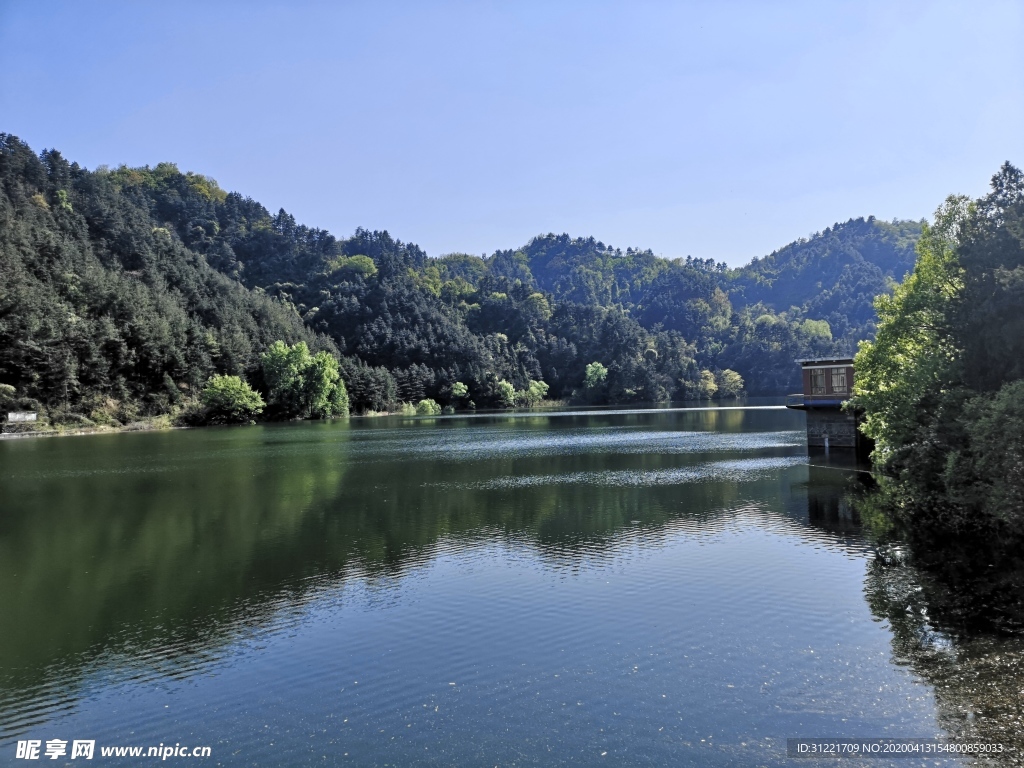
top-left (498, 218), bottom-right (923, 348)
top-left (0, 133), bottom-right (924, 423)
top-left (732, 217), bottom-right (923, 343)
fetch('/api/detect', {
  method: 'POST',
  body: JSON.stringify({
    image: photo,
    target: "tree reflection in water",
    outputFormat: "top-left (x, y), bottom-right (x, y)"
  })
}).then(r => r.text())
top-left (804, 460), bottom-right (1024, 764)
top-left (865, 557), bottom-right (1024, 761)
top-left (3, 412), bottom-right (1022, 764)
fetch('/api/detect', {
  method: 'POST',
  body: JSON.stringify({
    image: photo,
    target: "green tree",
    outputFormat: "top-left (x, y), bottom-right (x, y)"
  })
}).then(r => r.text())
top-left (0, 134), bottom-right (935, 426)
top-left (852, 197), bottom-right (968, 470)
top-left (329, 375), bottom-right (350, 417)
top-left (583, 361), bottom-right (608, 390)
top-left (0, 383), bottom-right (16, 410)
top-left (799, 319), bottom-right (832, 342)
top-left (328, 254), bottom-right (377, 279)
top-left (305, 350), bottom-right (349, 418)
top-left (261, 341), bottom-right (349, 419)
top-left (714, 369), bottom-right (744, 398)
top-left (201, 375), bottom-right (265, 424)
top-left (852, 167), bottom-right (1024, 550)
top-left (261, 340), bottom-right (310, 416)
top-left (692, 370), bottom-right (716, 399)
top-left (495, 379), bottom-right (516, 408)
top-left (415, 398), bottom-right (441, 416)
top-left (516, 380), bottom-right (549, 407)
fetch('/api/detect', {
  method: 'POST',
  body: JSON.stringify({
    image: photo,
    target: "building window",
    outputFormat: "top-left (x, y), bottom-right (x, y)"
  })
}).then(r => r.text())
top-left (831, 369), bottom-right (848, 394)
top-left (810, 368), bottom-right (826, 395)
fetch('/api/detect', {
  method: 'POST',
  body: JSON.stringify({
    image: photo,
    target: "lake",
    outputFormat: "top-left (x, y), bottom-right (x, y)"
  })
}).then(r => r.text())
top-left (1, 406), bottom-right (1021, 766)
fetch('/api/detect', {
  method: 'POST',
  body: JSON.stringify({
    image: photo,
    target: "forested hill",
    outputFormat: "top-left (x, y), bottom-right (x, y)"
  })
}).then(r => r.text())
top-left (732, 217), bottom-right (923, 344)
top-left (488, 219), bottom-right (922, 351)
top-left (0, 135), bottom-right (922, 423)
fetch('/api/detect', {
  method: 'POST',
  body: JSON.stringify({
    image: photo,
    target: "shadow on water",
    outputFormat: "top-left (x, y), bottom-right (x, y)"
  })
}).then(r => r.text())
top-left (0, 408), bottom-right (811, 738)
top-left (0, 424), bottom-right (357, 735)
top-left (786, 454), bottom-right (1019, 765)
top-left (864, 557), bottom-right (1024, 762)
top-left (1, 408), bottom-right (1022, 764)
top-left (799, 456), bottom-right (1024, 764)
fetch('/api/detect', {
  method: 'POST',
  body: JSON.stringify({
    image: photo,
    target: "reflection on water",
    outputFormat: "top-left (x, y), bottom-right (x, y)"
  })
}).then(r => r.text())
top-left (865, 559), bottom-right (1024, 760)
top-left (801, 458), bottom-right (1024, 765)
top-left (805, 464), bottom-right (864, 536)
top-left (0, 408), bottom-right (1021, 765)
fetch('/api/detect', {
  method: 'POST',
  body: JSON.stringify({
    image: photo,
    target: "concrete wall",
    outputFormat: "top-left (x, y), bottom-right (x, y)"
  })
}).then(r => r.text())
top-left (804, 408), bottom-right (874, 461)
top-left (805, 409), bottom-right (858, 448)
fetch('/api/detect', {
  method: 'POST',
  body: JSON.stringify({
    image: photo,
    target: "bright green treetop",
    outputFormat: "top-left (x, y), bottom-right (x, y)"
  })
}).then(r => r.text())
top-left (261, 341), bottom-right (349, 419)
top-left (202, 375), bottom-right (265, 424)
top-left (851, 196), bottom-right (969, 468)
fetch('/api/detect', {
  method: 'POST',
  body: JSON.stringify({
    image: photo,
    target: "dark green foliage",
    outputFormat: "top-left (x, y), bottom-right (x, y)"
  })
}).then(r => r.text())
top-left (0, 383), bottom-right (43, 423)
top-left (854, 163), bottom-right (1024, 557)
top-left (954, 164), bottom-right (1024, 391)
top-left (1, 135), bottom-right (926, 420)
top-left (338, 357), bottom-right (397, 413)
top-left (490, 230), bottom-right (921, 394)
top-left (734, 217), bottom-right (923, 346)
top-left (946, 381), bottom-right (1024, 526)
top-left (0, 135), bottom-right (323, 422)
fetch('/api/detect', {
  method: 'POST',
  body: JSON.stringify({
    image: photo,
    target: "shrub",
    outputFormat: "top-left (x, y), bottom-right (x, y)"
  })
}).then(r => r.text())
top-left (201, 375), bottom-right (265, 424)
top-left (51, 411), bottom-right (95, 428)
top-left (516, 380), bottom-right (549, 407)
top-left (416, 398), bottom-right (442, 416)
top-left (495, 380), bottom-right (516, 408)
top-left (261, 341), bottom-right (349, 419)
top-left (714, 369), bottom-right (745, 398)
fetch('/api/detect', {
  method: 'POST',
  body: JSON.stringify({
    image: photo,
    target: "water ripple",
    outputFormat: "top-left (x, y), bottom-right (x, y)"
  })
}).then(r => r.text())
top-left (429, 456), bottom-right (806, 490)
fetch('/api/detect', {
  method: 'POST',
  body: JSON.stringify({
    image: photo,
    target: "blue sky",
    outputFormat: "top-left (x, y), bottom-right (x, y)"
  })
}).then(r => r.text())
top-left (2, 1), bottom-right (1022, 265)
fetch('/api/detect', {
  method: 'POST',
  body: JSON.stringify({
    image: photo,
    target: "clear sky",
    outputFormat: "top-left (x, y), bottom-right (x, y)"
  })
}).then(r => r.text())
top-left (1, 1), bottom-right (1022, 265)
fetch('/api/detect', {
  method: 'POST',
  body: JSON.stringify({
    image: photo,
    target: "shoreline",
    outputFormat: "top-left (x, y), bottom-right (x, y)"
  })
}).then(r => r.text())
top-left (0, 421), bottom-right (189, 440)
top-left (0, 396), bottom-right (765, 441)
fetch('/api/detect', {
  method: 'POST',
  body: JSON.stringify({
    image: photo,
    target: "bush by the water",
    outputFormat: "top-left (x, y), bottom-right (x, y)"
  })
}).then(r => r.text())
top-left (261, 341), bottom-right (349, 419)
top-left (201, 375), bottom-right (265, 424)
top-left (415, 398), bottom-right (441, 416)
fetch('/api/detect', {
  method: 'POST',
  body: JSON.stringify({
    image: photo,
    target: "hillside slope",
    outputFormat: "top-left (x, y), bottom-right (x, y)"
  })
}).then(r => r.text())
top-left (0, 135), bottom-right (924, 421)
top-left (732, 217), bottom-right (923, 344)
top-left (0, 136), bottom-right (325, 424)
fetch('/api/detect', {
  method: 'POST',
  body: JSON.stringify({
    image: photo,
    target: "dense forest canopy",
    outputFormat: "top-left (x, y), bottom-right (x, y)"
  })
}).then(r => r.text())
top-left (853, 163), bottom-right (1024, 571)
top-left (0, 135), bottom-right (924, 424)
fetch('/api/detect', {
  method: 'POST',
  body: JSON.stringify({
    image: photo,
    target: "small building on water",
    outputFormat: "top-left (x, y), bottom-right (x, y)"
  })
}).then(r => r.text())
top-left (785, 357), bottom-right (872, 459)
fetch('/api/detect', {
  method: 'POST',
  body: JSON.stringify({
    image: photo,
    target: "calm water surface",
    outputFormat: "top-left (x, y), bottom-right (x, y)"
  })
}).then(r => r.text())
top-left (1, 407), bottom-right (1021, 766)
